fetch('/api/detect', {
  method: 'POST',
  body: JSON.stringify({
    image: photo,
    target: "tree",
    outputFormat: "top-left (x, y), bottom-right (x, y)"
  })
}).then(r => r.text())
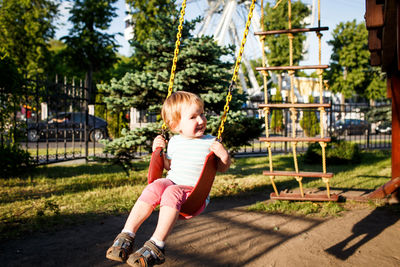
top-left (262, 1), bottom-right (310, 69)
top-left (61, 0), bottom-right (120, 94)
top-left (270, 89), bottom-right (284, 133)
top-left (300, 95), bottom-right (320, 137)
top-left (99, 10), bottom-right (263, 172)
top-left (262, 0), bottom-right (311, 99)
top-left (99, 11), bottom-right (243, 115)
top-left (125, 0), bottom-right (177, 43)
top-left (46, 39), bottom-right (76, 79)
top-left (0, 49), bottom-right (24, 143)
top-left (0, 0), bottom-right (58, 77)
top-left (326, 20), bottom-right (386, 100)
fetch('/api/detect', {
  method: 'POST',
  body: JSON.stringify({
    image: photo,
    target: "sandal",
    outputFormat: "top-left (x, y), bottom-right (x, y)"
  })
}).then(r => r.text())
top-left (126, 240), bottom-right (165, 267)
top-left (106, 232), bottom-right (135, 262)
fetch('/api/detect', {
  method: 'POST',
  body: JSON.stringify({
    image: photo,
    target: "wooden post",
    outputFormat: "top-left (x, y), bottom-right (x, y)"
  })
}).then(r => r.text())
top-left (394, 1), bottom-right (400, 180)
top-left (392, 74), bottom-right (400, 179)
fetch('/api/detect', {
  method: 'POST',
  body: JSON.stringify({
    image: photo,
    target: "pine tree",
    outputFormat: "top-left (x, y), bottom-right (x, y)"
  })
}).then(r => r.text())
top-left (300, 95), bottom-right (320, 137)
top-left (99, 18), bottom-right (243, 114)
top-left (61, 0), bottom-right (120, 88)
top-left (98, 10), bottom-right (263, 173)
top-left (270, 89), bottom-right (284, 133)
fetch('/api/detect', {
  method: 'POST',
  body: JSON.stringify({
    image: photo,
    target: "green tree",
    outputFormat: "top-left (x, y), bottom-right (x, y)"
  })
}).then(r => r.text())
top-left (126, 0), bottom-right (177, 43)
top-left (270, 89), bottom-right (284, 133)
top-left (262, 0), bottom-right (310, 69)
top-left (300, 95), bottom-right (320, 137)
top-left (61, 0), bottom-right (120, 94)
top-left (0, 49), bottom-right (24, 143)
top-left (326, 20), bottom-right (386, 100)
top-left (99, 11), bottom-right (263, 172)
top-left (366, 105), bottom-right (391, 124)
top-left (46, 39), bottom-right (76, 79)
top-left (0, 0), bottom-right (58, 77)
top-left (99, 11), bottom-right (242, 115)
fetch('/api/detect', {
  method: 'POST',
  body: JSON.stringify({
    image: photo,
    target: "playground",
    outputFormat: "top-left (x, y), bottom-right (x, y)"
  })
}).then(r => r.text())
top-left (0, 192), bottom-right (399, 267)
top-left (0, 150), bottom-right (399, 266)
top-left (1, 0), bottom-right (400, 266)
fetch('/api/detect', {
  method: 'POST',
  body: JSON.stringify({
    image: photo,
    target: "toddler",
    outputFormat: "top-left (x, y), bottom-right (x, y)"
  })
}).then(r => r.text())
top-left (106, 91), bottom-right (231, 266)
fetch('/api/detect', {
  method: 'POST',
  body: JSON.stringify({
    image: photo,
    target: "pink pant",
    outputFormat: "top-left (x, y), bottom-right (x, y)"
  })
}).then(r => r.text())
top-left (138, 178), bottom-right (194, 211)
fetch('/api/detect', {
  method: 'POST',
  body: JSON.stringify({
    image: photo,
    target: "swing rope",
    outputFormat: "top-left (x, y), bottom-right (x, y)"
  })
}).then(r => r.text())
top-left (260, 0), bottom-right (278, 195)
top-left (315, 0), bottom-right (330, 196)
top-left (285, 0), bottom-right (303, 195)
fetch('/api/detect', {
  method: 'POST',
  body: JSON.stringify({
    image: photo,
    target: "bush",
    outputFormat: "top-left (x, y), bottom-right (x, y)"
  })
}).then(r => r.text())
top-left (270, 89), bottom-right (284, 133)
top-left (0, 144), bottom-right (34, 178)
top-left (100, 123), bottom-right (161, 175)
top-left (207, 111), bottom-right (264, 154)
top-left (300, 95), bottom-right (320, 137)
top-left (99, 111), bottom-right (264, 174)
top-left (302, 139), bottom-right (361, 165)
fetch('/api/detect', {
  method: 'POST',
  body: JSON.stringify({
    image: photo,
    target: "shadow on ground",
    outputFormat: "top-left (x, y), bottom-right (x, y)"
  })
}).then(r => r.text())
top-left (1, 193), bottom-right (399, 267)
top-left (325, 207), bottom-right (400, 260)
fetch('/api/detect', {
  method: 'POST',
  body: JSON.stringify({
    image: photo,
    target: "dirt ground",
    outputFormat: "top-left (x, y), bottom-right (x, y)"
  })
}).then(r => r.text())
top-left (1, 193), bottom-right (399, 267)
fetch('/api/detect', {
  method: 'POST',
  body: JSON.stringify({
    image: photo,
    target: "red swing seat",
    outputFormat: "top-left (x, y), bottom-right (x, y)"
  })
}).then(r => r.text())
top-left (147, 147), bottom-right (218, 219)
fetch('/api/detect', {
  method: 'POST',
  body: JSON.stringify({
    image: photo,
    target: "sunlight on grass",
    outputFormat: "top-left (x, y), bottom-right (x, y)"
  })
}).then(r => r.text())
top-left (0, 150), bottom-right (392, 240)
top-left (248, 200), bottom-right (346, 217)
top-left (27, 147), bottom-right (104, 157)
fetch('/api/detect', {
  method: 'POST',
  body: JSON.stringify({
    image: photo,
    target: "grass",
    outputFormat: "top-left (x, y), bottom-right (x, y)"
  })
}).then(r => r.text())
top-left (27, 147), bottom-right (104, 157)
top-left (248, 200), bottom-right (345, 217)
top-left (0, 150), bottom-right (394, 241)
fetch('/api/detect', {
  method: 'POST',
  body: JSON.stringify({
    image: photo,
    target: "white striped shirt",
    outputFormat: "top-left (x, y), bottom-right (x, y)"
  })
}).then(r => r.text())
top-left (166, 134), bottom-right (215, 187)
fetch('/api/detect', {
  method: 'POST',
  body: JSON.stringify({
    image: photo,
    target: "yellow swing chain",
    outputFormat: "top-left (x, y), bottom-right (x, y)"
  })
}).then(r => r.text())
top-left (161, 0), bottom-right (255, 141)
top-left (162, 0), bottom-right (187, 132)
top-left (217, 0), bottom-right (256, 141)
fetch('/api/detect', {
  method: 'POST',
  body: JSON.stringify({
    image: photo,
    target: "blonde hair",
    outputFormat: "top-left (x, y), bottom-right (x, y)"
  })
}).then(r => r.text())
top-left (162, 91), bottom-right (204, 130)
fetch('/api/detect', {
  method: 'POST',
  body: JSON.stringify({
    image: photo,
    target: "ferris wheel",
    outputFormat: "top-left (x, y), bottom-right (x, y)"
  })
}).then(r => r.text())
top-left (125, 0), bottom-right (317, 99)
top-left (192, 0), bottom-right (264, 97)
top-left (195, 0), bottom-right (317, 99)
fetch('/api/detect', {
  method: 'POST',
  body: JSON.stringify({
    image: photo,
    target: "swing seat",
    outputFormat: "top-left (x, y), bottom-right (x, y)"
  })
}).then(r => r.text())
top-left (147, 147), bottom-right (218, 219)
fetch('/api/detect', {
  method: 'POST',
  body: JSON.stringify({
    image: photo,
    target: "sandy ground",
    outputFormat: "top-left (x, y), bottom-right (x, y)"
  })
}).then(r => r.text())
top-left (1, 193), bottom-right (399, 267)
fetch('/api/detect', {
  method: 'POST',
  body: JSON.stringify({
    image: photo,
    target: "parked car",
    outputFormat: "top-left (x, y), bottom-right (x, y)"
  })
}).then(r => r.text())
top-left (375, 121), bottom-right (392, 134)
top-left (331, 119), bottom-right (370, 136)
top-left (26, 112), bottom-right (108, 142)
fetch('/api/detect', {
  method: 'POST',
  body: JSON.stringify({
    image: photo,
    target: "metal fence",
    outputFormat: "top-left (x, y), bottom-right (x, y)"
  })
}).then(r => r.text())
top-left (1, 77), bottom-right (392, 165)
top-left (1, 76), bottom-right (108, 164)
top-left (237, 101), bottom-right (392, 156)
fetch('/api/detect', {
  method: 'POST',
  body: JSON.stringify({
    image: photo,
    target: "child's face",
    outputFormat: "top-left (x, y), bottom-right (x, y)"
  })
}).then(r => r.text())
top-left (174, 103), bottom-right (207, 138)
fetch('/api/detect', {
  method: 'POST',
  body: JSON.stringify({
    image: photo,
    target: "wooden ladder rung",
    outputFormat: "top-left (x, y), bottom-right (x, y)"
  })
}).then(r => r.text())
top-left (263, 170), bottom-right (333, 178)
top-left (259, 137), bottom-right (331, 142)
top-left (256, 65), bottom-right (328, 71)
top-left (254, 26), bottom-right (329, 36)
top-left (270, 192), bottom-right (339, 202)
top-left (259, 103), bottom-right (331, 109)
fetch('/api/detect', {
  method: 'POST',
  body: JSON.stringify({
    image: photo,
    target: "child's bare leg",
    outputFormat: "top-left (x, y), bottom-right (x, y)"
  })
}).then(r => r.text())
top-left (152, 205), bottom-right (179, 241)
top-left (107, 200), bottom-right (152, 262)
top-left (123, 200), bottom-right (153, 233)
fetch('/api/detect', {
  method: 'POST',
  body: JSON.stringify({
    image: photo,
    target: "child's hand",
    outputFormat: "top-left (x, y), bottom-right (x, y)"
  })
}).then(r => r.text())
top-left (210, 141), bottom-right (231, 172)
top-left (152, 135), bottom-right (167, 152)
top-left (210, 141), bottom-right (229, 162)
